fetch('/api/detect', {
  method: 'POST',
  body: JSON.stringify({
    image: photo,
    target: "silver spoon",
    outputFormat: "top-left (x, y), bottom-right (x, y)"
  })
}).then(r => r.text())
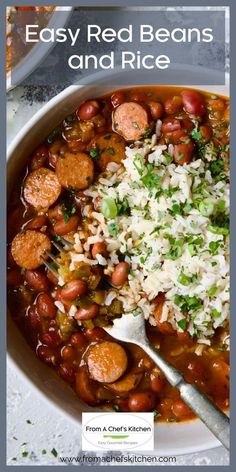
top-left (104, 313), bottom-right (230, 451)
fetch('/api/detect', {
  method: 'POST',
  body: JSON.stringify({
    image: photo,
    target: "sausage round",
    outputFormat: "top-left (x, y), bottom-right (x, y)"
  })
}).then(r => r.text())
top-left (88, 133), bottom-right (126, 171)
top-left (113, 102), bottom-right (149, 141)
top-left (11, 230), bottom-right (51, 269)
top-left (23, 167), bottom-right (61, 210)
top-left (108, 372), bottom-right (142, 394)
top-left (56, 152), bottom-right (94, 190)
top-left (87, 341), bottom-right (128, 383)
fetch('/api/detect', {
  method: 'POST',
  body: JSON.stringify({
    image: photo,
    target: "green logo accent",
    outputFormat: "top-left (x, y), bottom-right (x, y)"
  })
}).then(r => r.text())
top-left (103, 435), bottom-right (129, 439)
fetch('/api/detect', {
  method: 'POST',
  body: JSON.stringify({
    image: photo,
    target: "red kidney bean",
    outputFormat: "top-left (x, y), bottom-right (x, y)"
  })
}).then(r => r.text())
top-left (165, 129), bottom-right (189, 145)
top-left (7, 269), bottom-right (22, 286)
top-left (173, 141), bottom-right (194, 165)
top-left (54, 288), bottom-right (71, 311)
top-left (41, 330), bottom-right (61, 347)
top-left (61, 279), bottom-right (87, 300)
top-left (37, 345), bottom-right (59, 365)
top-left (29, 145), bottom-right (49, 171)
top-left (111, 262), bottom-right (130, 286)
top-left (74, 303), bottom-right (99, 321)
top-left (70, 331), bottom-right (88, 349)
top-left (61, 345), bottom-right (76, 361)
top-left (91, 242), bottom-right (108, 259)
top-left (161, 118), bottom-right (181, 134)
top-left (77, 100), bottom-right (100, 121)
top-left (37, 293), bottom-right (57, 319)
top-left (54, 215), bottom-right (79, 236)
top-left (150, 368), bottom-right (166, 394)
top-left (25, 215), bottom-right (48, 230)
top-left (164, 96), bottom-right (182, 115)
top-left (27, 305), bottom-right (41, 330)
top-left (181, 118), bottom-right (195, 131)
top-left (25, 269), bottom-right (50, 292)
top-left (84, 327), bottom-right (107, 341)
top-left (148, 101), bottom-right (164, 120)
top-left (111, 91), bottom-right (125, 108)
top-left (128, 391), bottom-right (157, 412)
top-left (199, 125), bottom-right (212, 143)
top-left (187, 357), bottom-right (205, 379)
top-left (58, 363), bottom-right (76, 384)
top-left (181, 90), bottom-right (206, 116)
top-left (171, 399), bottom-right (192, 419)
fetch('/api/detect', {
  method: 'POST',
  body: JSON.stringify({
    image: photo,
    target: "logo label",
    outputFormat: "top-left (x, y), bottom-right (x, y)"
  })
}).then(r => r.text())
top-left (82, 412), bottom-right (154, 451)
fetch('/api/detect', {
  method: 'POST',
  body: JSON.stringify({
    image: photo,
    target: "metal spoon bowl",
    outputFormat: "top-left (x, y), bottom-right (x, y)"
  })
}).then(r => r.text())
top-left (104, 313), bottom-right (230, 451)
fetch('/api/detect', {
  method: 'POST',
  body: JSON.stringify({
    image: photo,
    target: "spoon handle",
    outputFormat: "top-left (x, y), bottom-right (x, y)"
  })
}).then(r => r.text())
top-left (141, 343), bottom-right (230, 451)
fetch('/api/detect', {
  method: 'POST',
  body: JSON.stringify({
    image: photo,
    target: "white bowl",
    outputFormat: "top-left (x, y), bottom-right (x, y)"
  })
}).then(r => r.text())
top-left (7, 6), bottom-right (72, 91)
top-left (7, 78), bottom-right (229, 455)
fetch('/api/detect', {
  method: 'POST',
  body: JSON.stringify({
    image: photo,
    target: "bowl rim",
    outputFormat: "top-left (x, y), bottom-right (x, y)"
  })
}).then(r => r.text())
top-left (7, 80), bottom-right (229, 456)
top-left (6, 6), bottom-right (73, 91)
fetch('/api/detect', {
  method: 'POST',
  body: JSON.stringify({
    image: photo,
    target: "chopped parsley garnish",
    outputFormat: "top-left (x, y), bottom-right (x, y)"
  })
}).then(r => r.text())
top-left (163, 151), bottom-right (173, 164)
top-left (114, 404), bottom-right (121, 412)
top-left (61, 196), bottom-right (77, 223)
top-left (89, 149), bottom-right (99, 159)
top-left (165, 238), bottom-right (184, 260)
top-left (107, 146), bottom-right (115, 155)
top-left (117, 198), bottom-right (130, 216)
top-left (177, 318), bottom-right (187, 330)
top-left (142, 127), bottom-right (153, 139)
top-left (26, 419), bottom-right (33, 424)
top-left (174, 294), bottom-right (202, 313)
top-left (108, 222), bottom-right (118, 238)
top-left (191, 125), bottom-right (202, 141)
top-left (208, 240), bottom-right (222, 255)
top-left (209, 212), bottom-right (229, 236)
top-left (153, 409), bottom-right (162, 419)
top-left (208, 159), bottom-right (225, 179)
top-left (22, 451), bottom-right (29, 458)
top-left (141, 164), bottom-right (160, 193)
top-left (51, 448), bottom-right (58, 458)
top-left (41, 450), bottom-right (47, 455)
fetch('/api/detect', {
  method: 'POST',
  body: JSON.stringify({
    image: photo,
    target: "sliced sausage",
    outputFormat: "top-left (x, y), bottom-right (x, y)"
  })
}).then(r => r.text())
top-left (87, 341), bottom-right (128, 383)
top-left (88, 133), bottom-right (126, 171)
top-left (23, 167), bottom-right (61, 210)
top-left (56, 152), bottom-right (94, 190)
top-left (108, 372), bottom-right (143, 394)
top-left (11, 230), bottom-right (51, 269)
top-left (113, 102), bottom-right (149, 141)
top-left (75, 366), bottom-right (98, 406)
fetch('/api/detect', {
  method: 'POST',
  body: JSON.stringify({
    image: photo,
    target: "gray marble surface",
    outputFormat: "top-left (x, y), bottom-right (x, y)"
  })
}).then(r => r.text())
top-left (6, 86), bottom-right (229, 466)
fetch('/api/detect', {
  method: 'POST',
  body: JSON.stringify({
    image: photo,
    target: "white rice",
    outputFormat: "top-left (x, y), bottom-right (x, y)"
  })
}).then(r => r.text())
top-left (69, 135), bottom-right (230, 346)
